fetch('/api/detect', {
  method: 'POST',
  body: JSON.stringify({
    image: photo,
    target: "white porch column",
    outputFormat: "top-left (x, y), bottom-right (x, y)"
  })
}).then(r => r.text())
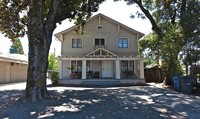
top-left (134, 60), bottom-right (138, 76)
top-left (58, 60), bottom-right (63, 79)
top-left (115, 60), bottom-right (121, 79)
top-left (139, 60), bottom-right (144, 79)
top-left (82, 60), bottom-right (87, 79)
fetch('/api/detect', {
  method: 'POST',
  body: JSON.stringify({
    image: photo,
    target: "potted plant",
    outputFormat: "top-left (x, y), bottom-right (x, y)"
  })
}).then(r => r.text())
top-left (67, 65), bottom-right (74, 79)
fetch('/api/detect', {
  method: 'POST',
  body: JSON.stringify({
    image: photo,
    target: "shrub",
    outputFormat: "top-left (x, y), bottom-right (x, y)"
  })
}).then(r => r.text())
top-left (51, 71), bottom-right (59, 85)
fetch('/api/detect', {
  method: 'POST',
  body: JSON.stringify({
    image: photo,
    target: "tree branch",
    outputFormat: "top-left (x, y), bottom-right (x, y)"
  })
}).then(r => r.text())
top-left (180, 0), bottom-right (187, 17)
top-left (135, 0), bottom-right (161, 35)
top-left (55, 11), bottom-right (77, 24)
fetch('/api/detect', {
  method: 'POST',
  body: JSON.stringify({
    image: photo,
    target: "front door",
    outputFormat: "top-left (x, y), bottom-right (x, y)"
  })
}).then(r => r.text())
top-left (102, 61), bottom-right (113, 78)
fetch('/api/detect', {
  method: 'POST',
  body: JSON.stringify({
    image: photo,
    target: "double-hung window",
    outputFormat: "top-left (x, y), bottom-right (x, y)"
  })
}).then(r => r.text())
top-left (72, 38), bottom-right (82, 48)
top-left (118, 38), bottom-right (128, 48)
top-left (95, 38), bottom-right (105, 46)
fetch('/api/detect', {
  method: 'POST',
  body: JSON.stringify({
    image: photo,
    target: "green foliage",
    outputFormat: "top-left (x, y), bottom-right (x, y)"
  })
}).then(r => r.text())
top-left (179, 0), bottom-right (200, 75)
top-left (121, 0), bottom-right (199, 78)
top-left (140, 23), bottom-right (185, 77)
top-left (48, 53), bottom-right (58, 71)
top-left (51, 71), bottom-right (59, 85)
top-left (0, 1), bottom-right (27, 38)
top-left (139, 32), bottom-right (159, 67)
top-left (0, 0), bottom-right (105, 38)
top-left (9, 38), bottom-right (24, 54)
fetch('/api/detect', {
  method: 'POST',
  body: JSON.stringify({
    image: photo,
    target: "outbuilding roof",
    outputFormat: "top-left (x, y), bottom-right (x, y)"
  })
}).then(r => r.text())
top-left (0, 54), bottom-right (28, 64)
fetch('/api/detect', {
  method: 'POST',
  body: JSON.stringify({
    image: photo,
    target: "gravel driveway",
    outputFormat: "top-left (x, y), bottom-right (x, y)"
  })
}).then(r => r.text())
top-left (0, 82), bottom-right (200, 119)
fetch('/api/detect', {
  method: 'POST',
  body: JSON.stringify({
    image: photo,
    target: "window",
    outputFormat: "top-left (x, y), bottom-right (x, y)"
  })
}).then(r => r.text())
top-left (97, 25), bottom-right (103, 30)
top-left (121, 61), bottom-right (128, 72)
top-left (129, 61), bottom-right (134, 71)
top-left (121, 60), bottom-right (134, 72)
top-left (118, 38), bottom-right (128, 48)
top-left (71, 61), bottom-right (82, 72)
top-left (77, 61), bottom-right (82, 72)
top-left (72, 38), bottom-right (82, 48)
top-left (95, 38), bottom-right (105, 46)
top-left (86, 61), bottom-right (91, 72)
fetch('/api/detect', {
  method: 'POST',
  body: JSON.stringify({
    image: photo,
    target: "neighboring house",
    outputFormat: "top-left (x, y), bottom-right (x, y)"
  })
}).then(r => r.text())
top-left (54, 13), bottom-right (145, 85)
top-left (0, 54), bottom-right (28, 84)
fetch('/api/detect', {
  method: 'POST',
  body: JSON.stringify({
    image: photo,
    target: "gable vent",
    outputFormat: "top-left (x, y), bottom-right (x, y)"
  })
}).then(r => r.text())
top-left (97, 25), bottom-right (103, 30)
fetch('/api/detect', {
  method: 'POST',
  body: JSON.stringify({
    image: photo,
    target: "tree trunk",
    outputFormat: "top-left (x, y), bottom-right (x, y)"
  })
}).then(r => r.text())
top-left (25, 0), bottom-right (51, 102)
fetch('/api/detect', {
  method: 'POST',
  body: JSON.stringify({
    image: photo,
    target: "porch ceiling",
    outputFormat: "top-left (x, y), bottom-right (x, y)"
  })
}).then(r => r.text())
top-left (57, 55), bottom-right (144, 61)
top-left (57, 47), bottom-right (143, 60)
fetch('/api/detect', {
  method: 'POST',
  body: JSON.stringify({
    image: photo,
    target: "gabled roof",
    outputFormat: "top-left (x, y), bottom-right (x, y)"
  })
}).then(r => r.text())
top-left (84, 48), bottom-right (117, 58)
top-left (54, 13), bottom-right (145, 41)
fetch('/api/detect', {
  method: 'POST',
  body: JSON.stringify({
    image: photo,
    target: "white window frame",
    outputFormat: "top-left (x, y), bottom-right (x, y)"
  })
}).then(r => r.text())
top-left (71, 37), bottom-right (83, 48)
top-left (117, 37), bottom-right (129, 48)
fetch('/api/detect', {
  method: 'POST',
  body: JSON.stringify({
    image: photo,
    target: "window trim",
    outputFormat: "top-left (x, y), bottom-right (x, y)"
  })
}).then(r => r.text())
top-left (97, 25), bottom-right (103, 30)
top-left (117, 37), bottom-right (129, 48)
top-left (71, 37), bottom-right (83, 48)
top-left (94, 37), bottom-right (106, 46)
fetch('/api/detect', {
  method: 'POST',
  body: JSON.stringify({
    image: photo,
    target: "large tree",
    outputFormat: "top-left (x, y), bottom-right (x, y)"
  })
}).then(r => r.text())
top-left (0, 0), bottom-right (105, 102)
top-left (179, 0), bottom-right (200, 75)
top-left (9, 38), bottom-right (24, 54)
top-left (118, 0), bottom-right (199, 80)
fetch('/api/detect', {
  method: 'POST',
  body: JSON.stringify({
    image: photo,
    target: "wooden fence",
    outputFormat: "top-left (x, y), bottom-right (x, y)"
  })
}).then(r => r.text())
top-left (144, 67), bottom-right (167, 83)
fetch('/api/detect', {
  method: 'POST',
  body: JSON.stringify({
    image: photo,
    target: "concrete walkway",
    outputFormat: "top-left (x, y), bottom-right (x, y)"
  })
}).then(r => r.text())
top-left (0, 82), bottom-right (200, 119)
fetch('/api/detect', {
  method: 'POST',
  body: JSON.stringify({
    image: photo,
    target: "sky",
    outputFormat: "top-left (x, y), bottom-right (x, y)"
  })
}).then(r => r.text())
top-left (0, 0), bottom-right (152, 56)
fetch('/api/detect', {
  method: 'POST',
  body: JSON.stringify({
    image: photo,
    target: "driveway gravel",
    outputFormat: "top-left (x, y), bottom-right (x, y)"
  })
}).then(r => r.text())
top-left (0, 81), bottom-right (200, 119)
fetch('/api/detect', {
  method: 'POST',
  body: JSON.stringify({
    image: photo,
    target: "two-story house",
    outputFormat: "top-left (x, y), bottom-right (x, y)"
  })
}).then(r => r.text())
top-left (54, 13), bottom-right (145, 85)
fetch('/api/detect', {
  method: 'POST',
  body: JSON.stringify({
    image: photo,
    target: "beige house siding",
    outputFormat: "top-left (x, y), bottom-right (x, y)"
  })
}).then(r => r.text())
top-left (10, 63), bottom-right (27, 82)
top-left (0, 62), bottom-right (8, 83)
top-left (0, 55), bottom-right (28, 84)
top-left (55, 14), bottom-right (145, 81)
top-left (61, 15), bottom-right (139, 57)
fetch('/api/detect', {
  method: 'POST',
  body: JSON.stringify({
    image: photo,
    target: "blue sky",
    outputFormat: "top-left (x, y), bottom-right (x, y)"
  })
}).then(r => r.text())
top-left (0, 0), bottom-right (152, 55)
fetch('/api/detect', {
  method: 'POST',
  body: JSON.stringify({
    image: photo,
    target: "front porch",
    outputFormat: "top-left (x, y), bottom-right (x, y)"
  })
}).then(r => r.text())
top-left (57, 48), bottom-right (145, 85)
top-left (58, 59), bottom-right (144, 80)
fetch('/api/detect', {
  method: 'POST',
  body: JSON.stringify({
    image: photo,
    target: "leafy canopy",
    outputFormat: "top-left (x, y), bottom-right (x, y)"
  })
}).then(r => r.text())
top-left (121, 0), bottom-right (200, 77)
top-left (0, 0), bottom-right (105, 38)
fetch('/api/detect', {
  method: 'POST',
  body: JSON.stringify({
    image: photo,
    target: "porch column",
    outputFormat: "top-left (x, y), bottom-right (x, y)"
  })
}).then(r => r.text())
top-left (115, 60), bottom-right (120, 79)
top-left (58, 60), bottom-right (63, 79)
top-left (82, 60), bottom-right (87, 79)
top-left (134, 60), bottom-right (138, 76)
top-left (139, 60), bottom-right (144, 79)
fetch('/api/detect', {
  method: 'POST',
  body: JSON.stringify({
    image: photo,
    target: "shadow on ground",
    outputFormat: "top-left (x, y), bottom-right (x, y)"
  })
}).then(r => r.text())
top-left (0, 85), bottom-right (200, 119)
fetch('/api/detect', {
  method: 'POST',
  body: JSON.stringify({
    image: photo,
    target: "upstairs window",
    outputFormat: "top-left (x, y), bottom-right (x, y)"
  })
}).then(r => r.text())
top-left (118, 38), bottom-right (128, 48)
top-left (72, 38), bottom-right (82, 48)
top-left (95, 38), bottom-right (105, 46)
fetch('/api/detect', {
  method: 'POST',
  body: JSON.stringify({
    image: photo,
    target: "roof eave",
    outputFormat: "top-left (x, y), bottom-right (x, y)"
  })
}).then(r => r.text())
top-left (54, 13), bottom-right (145, 39)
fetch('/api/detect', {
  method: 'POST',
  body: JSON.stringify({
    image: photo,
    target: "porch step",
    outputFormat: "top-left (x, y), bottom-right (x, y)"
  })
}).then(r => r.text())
top-left (81, 80), bottom-right (120, 86)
